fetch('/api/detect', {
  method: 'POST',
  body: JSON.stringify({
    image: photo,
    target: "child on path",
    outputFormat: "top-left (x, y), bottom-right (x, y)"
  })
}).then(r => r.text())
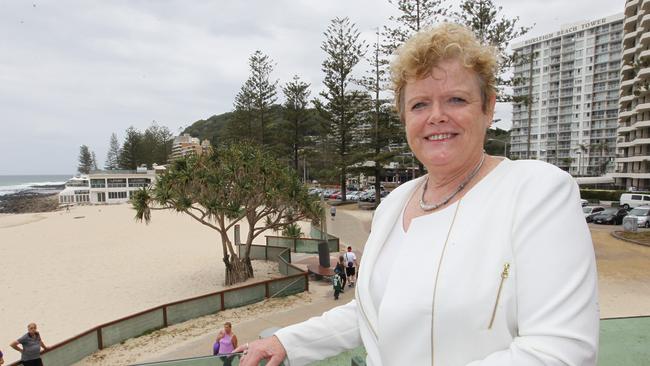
top-left (332, 271), bottom-right (343, 300)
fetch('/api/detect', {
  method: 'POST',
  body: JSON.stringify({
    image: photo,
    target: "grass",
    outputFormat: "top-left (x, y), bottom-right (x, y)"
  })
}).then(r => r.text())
top-left (614, 230), bottom-right (650, 245)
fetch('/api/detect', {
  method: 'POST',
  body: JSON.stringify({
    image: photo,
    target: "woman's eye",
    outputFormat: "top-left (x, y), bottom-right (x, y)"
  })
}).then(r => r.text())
top-left (449, 97), bottom-right (466, 104)
top-left (411, 102), bottom-right (427, 110)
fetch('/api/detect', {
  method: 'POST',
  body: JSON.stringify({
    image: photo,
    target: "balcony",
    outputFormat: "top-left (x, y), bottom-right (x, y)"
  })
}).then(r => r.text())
top-left (641, 31), bottom-right (650, 46)
top-left (626, 0), bottom-right (640, 16)
top-left (620, 94), bottom-right (635, 105)
top-left (636, 102), bottom-right (650, 113)
top-left (644, 0), bottom-right (650, 11)
top-left (623, 46), bottom-right (636, 62)
top-left (642, 13), bottom-right (650, 30)
top-left (625, 14), bottom-right (639, 32)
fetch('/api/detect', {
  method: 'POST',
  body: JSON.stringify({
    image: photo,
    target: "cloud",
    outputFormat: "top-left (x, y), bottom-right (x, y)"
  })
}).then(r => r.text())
top-left (0, 0), bottom-right (624, 174)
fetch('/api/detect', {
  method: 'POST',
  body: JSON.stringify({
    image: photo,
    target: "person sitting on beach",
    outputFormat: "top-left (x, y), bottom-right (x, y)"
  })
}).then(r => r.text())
top-left (343, 246), bottom-right (357, 287)
top-left (235, 23), bottom-right (598, 366)
top-left (215, 322), bottom-right (238, 366)
top-left (334, 255), bottom-right (347, 290)
top-left (10, 323), bottom-right (48, 366)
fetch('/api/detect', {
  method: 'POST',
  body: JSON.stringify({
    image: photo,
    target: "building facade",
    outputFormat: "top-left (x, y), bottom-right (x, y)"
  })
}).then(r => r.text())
top-left (612, 0), bottom-right (650, 190)
top-left (59, 166), bottom-right (161, 205)
top-left (510, 14), bottom-right (624, 176)
top-left (169, 133), bottom-right (211, 162)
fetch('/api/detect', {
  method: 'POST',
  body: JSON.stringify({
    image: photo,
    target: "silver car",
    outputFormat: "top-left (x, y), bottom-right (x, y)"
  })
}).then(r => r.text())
top-left (625, 206), bottom-right (650, 228)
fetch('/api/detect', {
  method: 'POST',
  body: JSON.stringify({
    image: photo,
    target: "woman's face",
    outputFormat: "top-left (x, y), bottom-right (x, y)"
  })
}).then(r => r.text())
top-left (224, 324), bottom-right (232, 334)
top-left (28, 323), bottom-right (37, 335)
top-left (403, 58), bottom-right (495, 174)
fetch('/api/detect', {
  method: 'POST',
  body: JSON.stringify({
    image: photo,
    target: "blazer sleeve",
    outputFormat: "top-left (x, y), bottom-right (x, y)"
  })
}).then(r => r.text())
top-left (274, 300), bottom-right (362, 366)
top-left (466, 167), bottom-right (599, 365)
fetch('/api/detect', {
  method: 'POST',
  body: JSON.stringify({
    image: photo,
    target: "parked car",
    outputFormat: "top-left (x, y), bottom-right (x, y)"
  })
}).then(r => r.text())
top-left (591, 207), bottom-right (629, 225)
top-left (625, 206), bottom-right (650, 228)
top-left (583, 206), bottom-right (605, 222)
top-left (620, 193), bottom-right (650, 209)
top-left (580, 199), bottom-right (588, 207)
top-left (346, 191), bottom-right (361, 201)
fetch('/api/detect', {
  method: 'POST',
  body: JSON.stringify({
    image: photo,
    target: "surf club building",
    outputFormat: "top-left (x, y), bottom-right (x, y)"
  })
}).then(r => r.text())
top-left (58, 165), bottom-right (163, 205)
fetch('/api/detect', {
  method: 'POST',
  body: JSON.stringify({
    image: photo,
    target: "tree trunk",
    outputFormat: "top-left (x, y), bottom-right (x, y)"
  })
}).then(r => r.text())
top-left (223, 254), bottom-right (250, 286)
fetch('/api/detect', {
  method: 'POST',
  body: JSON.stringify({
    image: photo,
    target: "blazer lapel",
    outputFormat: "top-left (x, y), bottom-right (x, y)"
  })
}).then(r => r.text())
top-left (356, 177), bottom-right (424, 338)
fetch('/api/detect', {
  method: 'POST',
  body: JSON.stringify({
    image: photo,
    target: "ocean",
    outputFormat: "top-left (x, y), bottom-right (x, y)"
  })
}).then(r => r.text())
top-left (0, 174), bottom-right (72, 196)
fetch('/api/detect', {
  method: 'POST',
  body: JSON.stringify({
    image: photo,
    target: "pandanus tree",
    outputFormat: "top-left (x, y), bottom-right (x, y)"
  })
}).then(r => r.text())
top-left (131, 143), bottom-right (322, 285)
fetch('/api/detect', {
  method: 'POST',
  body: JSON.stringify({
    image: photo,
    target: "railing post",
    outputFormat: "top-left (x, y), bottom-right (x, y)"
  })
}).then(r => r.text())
top-left (265, 282), bottom-right (270, 298)
top-left (163, 306), bottom-right (168, 327)
top-left (220, 292), bottom-right (225, 311)
top-left (97, 328), bottom-right (103, 350)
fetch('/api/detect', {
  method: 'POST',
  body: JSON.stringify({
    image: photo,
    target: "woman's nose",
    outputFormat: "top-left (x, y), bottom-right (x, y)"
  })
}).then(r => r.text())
top-left (427, 102), bottom-right (447, 125)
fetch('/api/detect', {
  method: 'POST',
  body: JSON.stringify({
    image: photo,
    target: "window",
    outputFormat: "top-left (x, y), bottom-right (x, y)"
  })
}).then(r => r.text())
top-left (108, 191), bottom-right (128, 199)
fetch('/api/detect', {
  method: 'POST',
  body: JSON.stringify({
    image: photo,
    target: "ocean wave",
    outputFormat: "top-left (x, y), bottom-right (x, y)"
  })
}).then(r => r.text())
top-left (0, 181), bottom-right (66, 196)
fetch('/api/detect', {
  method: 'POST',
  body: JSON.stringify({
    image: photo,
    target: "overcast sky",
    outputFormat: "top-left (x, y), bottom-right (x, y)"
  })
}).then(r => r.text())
top-left (0, 0), bottom-right (625, 174)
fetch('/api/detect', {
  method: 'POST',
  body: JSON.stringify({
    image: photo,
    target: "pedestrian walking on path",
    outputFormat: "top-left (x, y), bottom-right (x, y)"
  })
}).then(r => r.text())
top-left (215, 322), bottom-right (238, 366)
top-left (344, 246), bottom-right (357, 287)
top-left (330, 205), bottom-right (336, 220)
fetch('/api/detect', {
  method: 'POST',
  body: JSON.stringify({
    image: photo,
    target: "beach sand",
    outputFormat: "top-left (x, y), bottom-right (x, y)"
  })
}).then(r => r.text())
top-left (0, 204), bottom-right (303, 364)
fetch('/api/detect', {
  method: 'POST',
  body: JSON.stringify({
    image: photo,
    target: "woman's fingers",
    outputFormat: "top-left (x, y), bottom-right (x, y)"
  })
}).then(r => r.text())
top-left (236, 336), bottom-right (287, 366)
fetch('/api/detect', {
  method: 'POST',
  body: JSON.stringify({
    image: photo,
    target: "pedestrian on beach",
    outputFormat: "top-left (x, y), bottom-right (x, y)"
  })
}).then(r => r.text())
top-left (0, 349), bottom-right (4, 365)
top-left (215, 322), bottom-right (238, 366)
top-left (330, 205), bottom-right (336, 220)
top-left (343, 246), bottom-right (357, 287)
top-left (10, 323), bottom-right (48, 366)
top-left (334, 255), bottom-right (347, 290)
top-left (236, 23), bottom-right (598, 366)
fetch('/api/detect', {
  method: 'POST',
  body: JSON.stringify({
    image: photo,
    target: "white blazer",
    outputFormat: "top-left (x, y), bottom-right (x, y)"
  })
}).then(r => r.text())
top-left (275, 159), bottom-right (599, 366)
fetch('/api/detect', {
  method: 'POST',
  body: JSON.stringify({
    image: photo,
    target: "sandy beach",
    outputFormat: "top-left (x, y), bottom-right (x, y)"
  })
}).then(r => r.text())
top-left (0, 204), bottom-right (303, 364)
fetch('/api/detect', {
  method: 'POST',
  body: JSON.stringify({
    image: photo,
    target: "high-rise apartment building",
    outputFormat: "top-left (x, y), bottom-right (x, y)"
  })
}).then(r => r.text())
top-left (510, 14), bottom-right (624, 176)
top-left (612, 0), bottom-right (650, 189)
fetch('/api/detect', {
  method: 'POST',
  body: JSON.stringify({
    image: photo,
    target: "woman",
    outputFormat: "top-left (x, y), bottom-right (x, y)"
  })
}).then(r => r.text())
top-left (236, 23), bottom-right (599, 366)
top-left (215, 322), bottom-right (238, 366)
top-left (10, 323), bottom-right (48, 366)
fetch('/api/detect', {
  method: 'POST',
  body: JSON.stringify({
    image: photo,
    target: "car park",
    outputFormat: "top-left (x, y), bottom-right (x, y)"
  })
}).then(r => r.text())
top-left (591, 207), bottom-right (629, 225)
top-left (625, 206), bottom-right (650, 228)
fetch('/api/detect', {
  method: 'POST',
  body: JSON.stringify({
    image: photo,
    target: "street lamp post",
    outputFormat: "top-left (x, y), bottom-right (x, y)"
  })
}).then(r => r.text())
top-left (576, 151), bottom-right (582, 177)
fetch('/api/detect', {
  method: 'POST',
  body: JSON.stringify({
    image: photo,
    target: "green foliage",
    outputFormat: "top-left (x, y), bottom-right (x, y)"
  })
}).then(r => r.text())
top-left (484, 128), bottom-right (510, 156)
top-left (132, 143), bottom-right (320, 285)
top-left (382, 0), bottom-right (451, 53)
top-left (453, 0), bottom-right (533, 102)
top-left (117, 123), bottom-right (173, 170)
top-left (227, 50), bottom-right (278, 145)
top-left (316, 17), bottom-right (367, 200)
top-left (105, 133), bottom-right (121, 170)
top-left (282, 223), bottom-right (303, 239)
top-left (579, 189), bottom-right (627, 202)
top-left (277, 75), bottom-right (314, 171)
top-left (77, 145), bottom-right (94, 174)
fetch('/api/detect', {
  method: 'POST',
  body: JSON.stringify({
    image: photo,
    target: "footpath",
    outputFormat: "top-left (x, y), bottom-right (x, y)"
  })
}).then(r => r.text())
top-left (141, 205), bottom-right (372, 363)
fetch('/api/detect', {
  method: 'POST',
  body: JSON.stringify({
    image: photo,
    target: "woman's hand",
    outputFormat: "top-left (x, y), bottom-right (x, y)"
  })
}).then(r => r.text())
top-left (235, 335), bottom-right (287, 366)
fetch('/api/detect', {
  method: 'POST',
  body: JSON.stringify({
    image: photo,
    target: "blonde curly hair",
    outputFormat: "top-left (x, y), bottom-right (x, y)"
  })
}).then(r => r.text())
top-left (391, 23), bottom-right (498, 121)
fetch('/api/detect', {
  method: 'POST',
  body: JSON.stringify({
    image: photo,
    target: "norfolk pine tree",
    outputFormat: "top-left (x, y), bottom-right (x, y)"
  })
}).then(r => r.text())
top-left (314, 17), bottom-right (367, 201)
top-left (77, 145), bottom-right (94, 174)
top-left (105, 133), bottom-right (121, 170)
top-left (358, 30), bottom-right (404, 204)
top-left (131, 144), bottom-right (321, 285)
top-left (280, 75), bottom-right (312, 171)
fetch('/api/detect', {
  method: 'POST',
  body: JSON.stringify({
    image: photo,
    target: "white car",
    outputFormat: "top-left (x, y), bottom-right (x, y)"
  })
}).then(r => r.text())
top-left (625, 206), bottom-right (650, 228)
top-left (583, 206), bottom-right (605, 222)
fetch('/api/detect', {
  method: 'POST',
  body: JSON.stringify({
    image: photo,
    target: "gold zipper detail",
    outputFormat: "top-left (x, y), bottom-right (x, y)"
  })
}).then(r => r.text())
top-left (488, 262), bottom-right (510, 329)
